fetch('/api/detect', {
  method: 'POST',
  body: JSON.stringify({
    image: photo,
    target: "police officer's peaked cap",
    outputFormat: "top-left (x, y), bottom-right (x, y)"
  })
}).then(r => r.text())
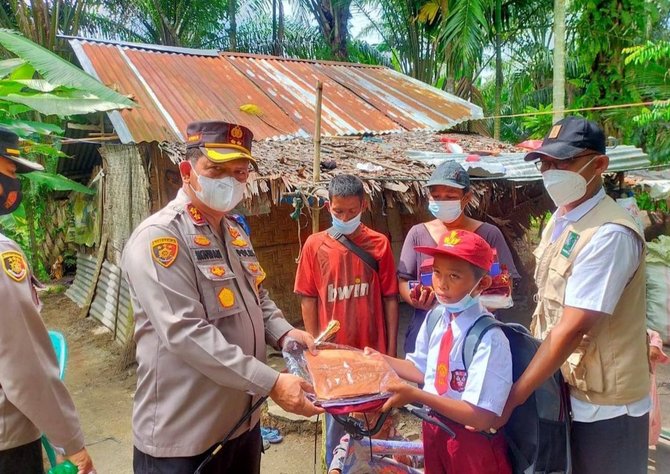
top-left (185, 121), bottom-right (257, 170)
top-left (0, 128), bottom-right (44, 173)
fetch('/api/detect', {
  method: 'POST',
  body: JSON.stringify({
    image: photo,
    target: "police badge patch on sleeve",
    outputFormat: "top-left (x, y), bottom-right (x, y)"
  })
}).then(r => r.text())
top-left (151, 237), bottom-right (179, 268)
top-left (1, 250), bottom-right (27, 282)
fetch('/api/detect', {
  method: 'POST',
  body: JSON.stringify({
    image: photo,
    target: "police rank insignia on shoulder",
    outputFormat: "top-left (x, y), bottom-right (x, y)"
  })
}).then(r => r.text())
top-left (151, 237), bottom-right (179, 268)
top-left (1, 250), bottom-right (27, 282)
top-left (186, 204), bottom-right (206, 226)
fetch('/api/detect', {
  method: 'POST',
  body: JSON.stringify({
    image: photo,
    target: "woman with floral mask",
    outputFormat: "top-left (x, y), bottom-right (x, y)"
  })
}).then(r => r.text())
top-left (397, 160), bottom-right (519, 355)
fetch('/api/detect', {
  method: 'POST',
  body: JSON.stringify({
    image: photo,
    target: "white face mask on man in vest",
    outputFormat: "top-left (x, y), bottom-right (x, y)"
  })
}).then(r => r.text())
top-left (541, 158), bottom-right (597, 208)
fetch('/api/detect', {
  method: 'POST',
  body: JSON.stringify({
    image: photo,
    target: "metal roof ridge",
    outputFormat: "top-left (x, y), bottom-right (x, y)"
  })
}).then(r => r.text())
top-left (220, 51), bottom-right (385, 68)
top-left (60, 35), bottom-right (219, 57)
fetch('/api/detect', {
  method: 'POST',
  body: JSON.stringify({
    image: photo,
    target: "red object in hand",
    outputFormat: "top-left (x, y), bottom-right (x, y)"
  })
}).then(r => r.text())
top-left (410, 283), bottom-right (433, 301)
top-left (465, 154), bottom-right (480, 162)
top-left (439, 136), bottom-right (458, 143)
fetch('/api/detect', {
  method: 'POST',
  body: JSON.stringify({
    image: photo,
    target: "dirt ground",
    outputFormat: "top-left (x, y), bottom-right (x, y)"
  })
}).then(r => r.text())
top-left (41, 291), bottom-right (670, 473)
top-left (42, 291), bottom-right (326, 473)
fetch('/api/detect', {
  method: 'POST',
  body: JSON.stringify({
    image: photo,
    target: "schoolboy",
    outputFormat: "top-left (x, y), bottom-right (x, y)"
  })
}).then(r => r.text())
top-left (379, 229), bottom-right (513, 473)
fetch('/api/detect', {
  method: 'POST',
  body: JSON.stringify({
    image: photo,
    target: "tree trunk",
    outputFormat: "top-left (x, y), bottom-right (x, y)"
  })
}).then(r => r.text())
top-left (494, 0), bottom-right (502, 139)
top-left (552, 0), bottom-right (566, 123)
top-left (277, 0), bottom-right (285, 56)
top-left (228, 0), bottom-right (237, 51)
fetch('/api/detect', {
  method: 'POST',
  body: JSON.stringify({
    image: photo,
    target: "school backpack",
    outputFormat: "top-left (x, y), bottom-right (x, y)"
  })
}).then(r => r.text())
top-left (426, 309), bottom-right (572, 474)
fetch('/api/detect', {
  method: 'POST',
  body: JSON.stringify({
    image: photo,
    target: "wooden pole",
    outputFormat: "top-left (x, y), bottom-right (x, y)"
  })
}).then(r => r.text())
top-left (312, 81), bottom-right (324, 234)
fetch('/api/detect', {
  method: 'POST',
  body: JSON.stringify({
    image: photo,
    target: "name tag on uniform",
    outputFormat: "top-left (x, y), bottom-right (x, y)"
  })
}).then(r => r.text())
top-left (561, 231), bottom-right (580, 258)
top-left (194, 248), bottom-right (224, 261)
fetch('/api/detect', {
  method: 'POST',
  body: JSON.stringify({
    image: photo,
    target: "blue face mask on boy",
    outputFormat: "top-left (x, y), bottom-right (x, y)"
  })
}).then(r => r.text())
top-left (437, 279), bottom-right (481, 313)
top-left (331, 213), bottom-right (361, 235)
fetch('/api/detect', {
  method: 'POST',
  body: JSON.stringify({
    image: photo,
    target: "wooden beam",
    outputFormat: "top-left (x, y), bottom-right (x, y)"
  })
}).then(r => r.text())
top-left (79, 233), bottom-right (108, 319)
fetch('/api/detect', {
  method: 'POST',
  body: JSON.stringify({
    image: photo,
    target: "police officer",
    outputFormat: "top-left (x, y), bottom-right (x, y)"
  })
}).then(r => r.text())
top-left (0, 128), bottom-right (95, 474)
top-left (122, 121), bottom-right (322, 473)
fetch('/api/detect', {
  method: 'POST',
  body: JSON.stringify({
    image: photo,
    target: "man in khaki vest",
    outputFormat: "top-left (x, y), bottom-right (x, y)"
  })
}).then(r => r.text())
top-left (122, 121), bottom-right (322, 473)
top-left (495, 117), bottom-right (649, 473)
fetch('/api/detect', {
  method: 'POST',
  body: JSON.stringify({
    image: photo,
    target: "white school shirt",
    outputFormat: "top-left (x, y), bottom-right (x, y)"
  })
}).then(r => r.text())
top-left (407, 302), bottom-right (512, 416)
top-left (548, 188), bottom-right (650, 422)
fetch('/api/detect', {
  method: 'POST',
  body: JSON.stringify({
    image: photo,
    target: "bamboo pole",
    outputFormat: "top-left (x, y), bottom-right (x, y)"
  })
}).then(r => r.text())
top-left (312, 81), bottom-right (324, 234)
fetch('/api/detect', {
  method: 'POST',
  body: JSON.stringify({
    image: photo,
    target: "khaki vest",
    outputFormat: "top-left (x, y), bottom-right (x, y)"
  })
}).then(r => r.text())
top-left (531, 195), bottom-right (649, 405)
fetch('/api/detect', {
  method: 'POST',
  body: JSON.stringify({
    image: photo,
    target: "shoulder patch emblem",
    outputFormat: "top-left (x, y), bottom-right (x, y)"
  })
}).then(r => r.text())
top-left (151, 237), bottom-right (179, 267)
top-left (450, 369), bottom-right (468, 393)
top-left (186, 204), bottom-right (206, 226)
top-left (193, 235), bottom-right (211, 246)
top-left (1, 251), bottom-right (27, 282)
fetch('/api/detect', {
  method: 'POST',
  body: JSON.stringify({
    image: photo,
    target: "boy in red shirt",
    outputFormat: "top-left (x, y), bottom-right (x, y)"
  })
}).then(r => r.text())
top-left (294, 174), bottom-right (399, 470)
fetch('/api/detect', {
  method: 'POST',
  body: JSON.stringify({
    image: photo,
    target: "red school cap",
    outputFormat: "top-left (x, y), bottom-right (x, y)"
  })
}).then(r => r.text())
top-left (415, 229), bottom-right (494, 272)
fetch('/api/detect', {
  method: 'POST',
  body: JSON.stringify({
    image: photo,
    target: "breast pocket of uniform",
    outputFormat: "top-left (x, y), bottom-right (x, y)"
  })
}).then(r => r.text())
top-left (196, 263), bottom-right (243, 320)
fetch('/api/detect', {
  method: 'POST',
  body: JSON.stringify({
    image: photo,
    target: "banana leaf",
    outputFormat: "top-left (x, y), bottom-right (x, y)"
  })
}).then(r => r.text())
top-left (22, 171), bottom-right (95, 194)
top-left (0, 29), bottom-right (134, 110)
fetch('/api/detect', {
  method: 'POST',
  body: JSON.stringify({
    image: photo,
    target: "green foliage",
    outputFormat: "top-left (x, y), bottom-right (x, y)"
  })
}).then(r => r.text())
top-left (624, 41), bottom-right (670, 65)
top-left (622, 39), bottom-right (670, 163)
top-left (0, 29), bottom-right (134, 116)
top-left (635, 191), bottom-right (669, 212)
top-left (520, 104), bottom-right (554, 138)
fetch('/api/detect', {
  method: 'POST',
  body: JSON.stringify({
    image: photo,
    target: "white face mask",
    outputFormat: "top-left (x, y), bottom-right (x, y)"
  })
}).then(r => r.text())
top-left (428, 200), bottom-right (463, 223)
top-left (436, 279), bottom-right (481, 314)
top-left (190, 169), bottom-right (246, 213)
top-left (331, 212), bottom-right (362, 235)
top-left (541, 158), bottom-right (596, 207)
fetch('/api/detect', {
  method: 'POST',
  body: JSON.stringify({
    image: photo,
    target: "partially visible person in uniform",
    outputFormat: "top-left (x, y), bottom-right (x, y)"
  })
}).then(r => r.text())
top-left (495, 116), bottom-right (650, 474)
top-left (397, 161), bottom-right (519, 355)
top-left (0, 128), bottom-right (95, 474)
top-left (294, 174), bottom-right (399, 470)
top-left (122, 121), bottom-right (322, 474)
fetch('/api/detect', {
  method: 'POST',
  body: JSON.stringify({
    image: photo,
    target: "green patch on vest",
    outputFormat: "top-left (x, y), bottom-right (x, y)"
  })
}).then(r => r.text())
top-left (561, 231), bottom-right (580, 258)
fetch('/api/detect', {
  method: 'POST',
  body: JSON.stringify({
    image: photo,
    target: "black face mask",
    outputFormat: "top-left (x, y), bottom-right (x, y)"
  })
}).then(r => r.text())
top-left (0, 173), bottom-right (22, 215)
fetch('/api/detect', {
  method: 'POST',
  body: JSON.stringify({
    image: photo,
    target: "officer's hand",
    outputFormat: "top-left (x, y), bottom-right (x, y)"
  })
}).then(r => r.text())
top-left (269, 373), bottom-right (324, 417)
top-left (280, 328), bottom-right (317, 355)
top-left (66, 447), bottom-right (95, 474)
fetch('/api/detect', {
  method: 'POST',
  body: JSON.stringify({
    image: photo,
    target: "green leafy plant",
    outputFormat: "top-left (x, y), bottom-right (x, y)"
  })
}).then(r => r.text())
top-left (0, 29), bottom-right (133, 276)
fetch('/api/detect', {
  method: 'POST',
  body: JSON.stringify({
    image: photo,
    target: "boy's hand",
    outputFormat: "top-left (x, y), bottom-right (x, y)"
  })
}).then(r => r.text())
top-left (382, 380), bottom-right (419, 411)
top-left (410, 285), bottom-right (436, 311)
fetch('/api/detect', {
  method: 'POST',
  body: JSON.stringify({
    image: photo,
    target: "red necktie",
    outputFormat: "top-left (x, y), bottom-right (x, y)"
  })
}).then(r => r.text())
top-left (434, 319), bottom-right (453, 395)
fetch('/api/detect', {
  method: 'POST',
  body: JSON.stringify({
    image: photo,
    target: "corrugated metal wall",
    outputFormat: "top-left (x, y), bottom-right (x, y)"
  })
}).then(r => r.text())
top-left (66, 253), bottom-right (133, 345)
top-left (65, 253), bottom-right (97, 306)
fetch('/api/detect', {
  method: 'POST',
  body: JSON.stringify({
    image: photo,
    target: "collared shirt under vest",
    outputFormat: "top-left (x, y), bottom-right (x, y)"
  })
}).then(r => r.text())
top-left (532, 188), bottom-right (650, 422)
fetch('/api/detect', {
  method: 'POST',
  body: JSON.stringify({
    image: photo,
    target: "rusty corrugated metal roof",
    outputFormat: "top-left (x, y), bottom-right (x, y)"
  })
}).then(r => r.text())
top-left (66, 37), bottom-right (483, 143)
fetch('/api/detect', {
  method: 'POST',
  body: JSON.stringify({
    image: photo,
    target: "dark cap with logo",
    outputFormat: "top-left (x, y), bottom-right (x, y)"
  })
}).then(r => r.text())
top-left (524, 116), bottom-right (606, 161)
top-left (0, 127), bottom-right (44, 173)
top-left (425, 160), bottom-right (470, 190)
top-left (185, 121), bottom-right (257, 170)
